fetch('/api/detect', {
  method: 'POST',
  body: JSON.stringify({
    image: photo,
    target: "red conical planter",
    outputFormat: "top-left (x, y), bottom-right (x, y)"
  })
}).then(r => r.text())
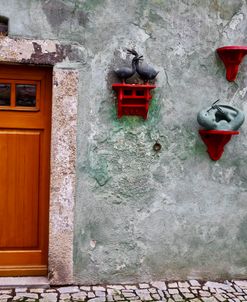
top-left (217, 46), bottom-right (247, 81)
top-left (199, 129), bottom-right (239, 161)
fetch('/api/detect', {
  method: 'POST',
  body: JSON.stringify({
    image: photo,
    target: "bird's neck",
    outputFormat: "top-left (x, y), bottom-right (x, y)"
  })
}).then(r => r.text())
top-left (135, 60), bottom-right (141, 70)
top-left (132, 59), bottom-right (137, 71)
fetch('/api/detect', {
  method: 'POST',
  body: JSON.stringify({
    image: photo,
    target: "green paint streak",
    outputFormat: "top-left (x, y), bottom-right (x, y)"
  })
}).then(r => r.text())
top-left (149, 9), bottom-right (164, 23)
top-left (194, 140), bottom-right (206, 156)
top-left (111, 95), bottom-right (161, 130)
top-left (83, 150), bottom-right (111, 187)
top-left (80, 0), bottom-right (104, 11)
top-left (146, 96), bottom-right (161, 125)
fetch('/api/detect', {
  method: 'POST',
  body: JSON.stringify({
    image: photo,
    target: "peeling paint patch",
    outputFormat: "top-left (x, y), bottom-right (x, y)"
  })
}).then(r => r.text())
top-left (239, 87), bottom-right (247, 98)
top-left (0, 37), bottom-right (73, 65)
top-left (229, 13), bottom-right (244, 30)
top-left (24, 42), bottom-right (72, 65)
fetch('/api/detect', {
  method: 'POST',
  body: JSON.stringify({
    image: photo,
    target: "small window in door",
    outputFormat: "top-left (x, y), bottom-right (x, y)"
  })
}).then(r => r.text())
top-left (0, 80), bottom-right (40, 111)
top-left (16, 84), bottom-right (36, 107)
top-left (0, 83), bottom-right (11, 106)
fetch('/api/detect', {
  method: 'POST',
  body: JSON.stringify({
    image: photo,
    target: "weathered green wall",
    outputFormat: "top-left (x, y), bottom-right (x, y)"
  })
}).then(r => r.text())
top-left (2, 0), bottom-right (247, 283)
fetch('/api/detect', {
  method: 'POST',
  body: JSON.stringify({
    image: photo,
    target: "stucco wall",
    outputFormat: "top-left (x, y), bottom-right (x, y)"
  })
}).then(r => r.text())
top-left (2, 0), bottom-right (247, 284)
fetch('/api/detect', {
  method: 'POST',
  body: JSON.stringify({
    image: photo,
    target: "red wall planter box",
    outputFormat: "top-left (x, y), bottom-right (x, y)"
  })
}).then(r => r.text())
top-left (217, 46), bottom-right (247, 81)
top-left (112, 83), bottom-right (156, 119)
top-left (199, 129), bottom-right (239, 161)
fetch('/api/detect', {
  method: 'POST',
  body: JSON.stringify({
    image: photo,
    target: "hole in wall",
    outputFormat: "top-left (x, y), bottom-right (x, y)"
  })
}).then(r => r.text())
top-left (153, 141), bottom-right (162, 152)
top-left (0, 16), bottom-right (8, 36)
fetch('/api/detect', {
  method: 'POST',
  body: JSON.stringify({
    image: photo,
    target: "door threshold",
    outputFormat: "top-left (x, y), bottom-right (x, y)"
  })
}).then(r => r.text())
top-left (0, 277), bottom-right (49, 288)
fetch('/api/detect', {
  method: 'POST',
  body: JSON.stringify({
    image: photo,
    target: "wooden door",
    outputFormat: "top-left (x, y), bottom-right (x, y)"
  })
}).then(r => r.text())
top-left (0, 64), bottom-right (52, 276)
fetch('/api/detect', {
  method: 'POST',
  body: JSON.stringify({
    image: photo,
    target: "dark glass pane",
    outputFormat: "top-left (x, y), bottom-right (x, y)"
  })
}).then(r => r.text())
top-left (136, 90), bottom-right (144, 96)
top-left (16, 84), bottom-right (36, 107)
top-left (0, 83), bottom-right (11, 106)
top-left (124, 89), bottom-right (132, 96)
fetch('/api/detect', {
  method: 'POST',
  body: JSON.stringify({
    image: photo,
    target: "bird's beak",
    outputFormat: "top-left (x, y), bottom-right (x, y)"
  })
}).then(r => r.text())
top-left (127, 48), bottom-right (138, 56)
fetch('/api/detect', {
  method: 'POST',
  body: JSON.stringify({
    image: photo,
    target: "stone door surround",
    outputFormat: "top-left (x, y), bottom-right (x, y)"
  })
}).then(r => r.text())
top-left (0, 37), bottom-right (79, 284)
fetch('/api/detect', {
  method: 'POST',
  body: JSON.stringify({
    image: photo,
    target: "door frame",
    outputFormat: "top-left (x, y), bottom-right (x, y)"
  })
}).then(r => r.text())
top-left (0, 37), bottom-right (79, 285)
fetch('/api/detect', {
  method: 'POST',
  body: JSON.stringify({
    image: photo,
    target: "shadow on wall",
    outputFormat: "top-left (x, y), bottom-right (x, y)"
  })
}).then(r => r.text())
top-left (0, 16), bottom-right (8, 36)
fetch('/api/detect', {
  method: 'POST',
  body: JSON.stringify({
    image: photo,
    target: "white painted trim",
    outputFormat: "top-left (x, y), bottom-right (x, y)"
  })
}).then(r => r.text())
top-left (0, 277), bottom-right (49, 288)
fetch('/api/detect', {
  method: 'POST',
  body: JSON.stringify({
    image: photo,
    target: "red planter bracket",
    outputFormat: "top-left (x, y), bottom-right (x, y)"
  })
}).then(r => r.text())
top-left (199, 129), bottom-right (239, 161)
top-left (112, 83), bottom-right (156, 119)
top-left (217, 46), bottom-right (247, 81)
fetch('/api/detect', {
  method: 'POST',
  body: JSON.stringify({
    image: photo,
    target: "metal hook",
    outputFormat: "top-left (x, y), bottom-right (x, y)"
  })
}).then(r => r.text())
top-left (207, 99), bottom-right (220, 112)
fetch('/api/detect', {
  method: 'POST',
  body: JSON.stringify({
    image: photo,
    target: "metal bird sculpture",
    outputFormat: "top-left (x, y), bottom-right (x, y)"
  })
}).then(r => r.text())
top-left (127, 49), bottom-right (159, 83)
top-left (114, 50), bottom-right (140, 83)
top-left (126, 48), bottom-right (139, 58)
top-left (135, 56), bottom-right (159, 83)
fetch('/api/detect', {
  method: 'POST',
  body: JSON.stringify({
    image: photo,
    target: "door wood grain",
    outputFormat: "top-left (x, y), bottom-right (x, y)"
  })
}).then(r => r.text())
top-left (0, 64), bottom-right (52, 276)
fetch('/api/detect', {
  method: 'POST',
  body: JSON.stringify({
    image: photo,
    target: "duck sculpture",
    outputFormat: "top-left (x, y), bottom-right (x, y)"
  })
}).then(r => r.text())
top-left (114, 50), bottom-right (141, 83)
top-left (135, 56), bottom-right (159, 83)
top-left (126, 49), bottom-right (159, 83)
